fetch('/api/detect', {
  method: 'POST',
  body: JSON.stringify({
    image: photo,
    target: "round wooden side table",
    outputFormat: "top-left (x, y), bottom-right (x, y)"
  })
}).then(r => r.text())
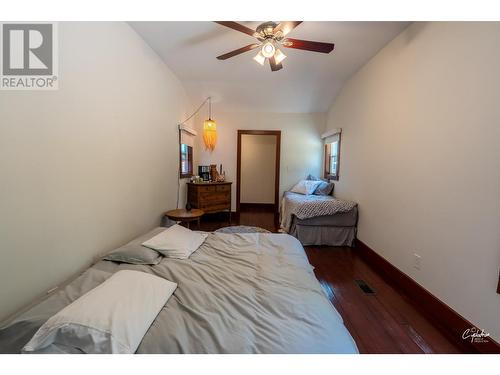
top-left (164, 208), bottom-right (204, 229)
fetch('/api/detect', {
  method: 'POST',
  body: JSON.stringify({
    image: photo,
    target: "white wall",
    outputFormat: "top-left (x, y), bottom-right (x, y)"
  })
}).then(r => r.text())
top-left (195, 111), bottom-right (325, 210)
top-left (240, 135), bottom-right (276, 204)
top-left (0, 22), bottom-right (190, 321)
top-left (326, 22), bottom-right (500, 340)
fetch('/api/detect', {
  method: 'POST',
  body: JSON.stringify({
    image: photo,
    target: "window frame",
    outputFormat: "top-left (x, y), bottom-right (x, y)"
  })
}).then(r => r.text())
top-left (324, 133), bottom-right (341, 181)
top-left (179, 143), bottom-right (193, 179)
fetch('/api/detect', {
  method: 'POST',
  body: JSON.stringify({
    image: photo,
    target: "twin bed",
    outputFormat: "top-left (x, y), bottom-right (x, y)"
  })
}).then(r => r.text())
top-left (0, 227), bottom-right (358, 354)
top-left (280, 191), bottom-right (358, 247)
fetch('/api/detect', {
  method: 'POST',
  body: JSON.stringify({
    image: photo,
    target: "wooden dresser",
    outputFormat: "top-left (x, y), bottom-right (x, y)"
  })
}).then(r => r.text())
top-left (187, 182), bottom-right (232, 222)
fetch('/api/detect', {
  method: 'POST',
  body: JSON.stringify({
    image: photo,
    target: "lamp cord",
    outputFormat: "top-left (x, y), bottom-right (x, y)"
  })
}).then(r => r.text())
top-left (179, 97), bottom-right (211, 125)
top-left (176, 127), bottom-right (181, 209)
top-left (176, 96), bottom-right (212, 209)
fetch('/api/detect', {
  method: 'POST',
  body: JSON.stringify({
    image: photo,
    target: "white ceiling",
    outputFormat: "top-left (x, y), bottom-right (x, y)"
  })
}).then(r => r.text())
top-left (129, 21), bottom-right (410, 113)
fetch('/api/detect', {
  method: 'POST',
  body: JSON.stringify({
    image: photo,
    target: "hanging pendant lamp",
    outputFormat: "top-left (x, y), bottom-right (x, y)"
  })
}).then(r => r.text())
top-left (203, 97), bottom-right (217, 151)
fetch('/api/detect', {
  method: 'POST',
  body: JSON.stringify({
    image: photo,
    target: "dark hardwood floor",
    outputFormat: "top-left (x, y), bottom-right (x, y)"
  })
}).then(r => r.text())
top-left (199, 205), bottom-right (279, 233)
top-left (306, 247), bottom-right (461, 353)
top-left (199, 208), bottom-right (463, 354)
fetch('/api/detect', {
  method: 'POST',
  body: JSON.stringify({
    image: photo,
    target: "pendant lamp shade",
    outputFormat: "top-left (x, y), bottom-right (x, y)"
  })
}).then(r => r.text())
top-left (203, 118), bottom-right (217, 151)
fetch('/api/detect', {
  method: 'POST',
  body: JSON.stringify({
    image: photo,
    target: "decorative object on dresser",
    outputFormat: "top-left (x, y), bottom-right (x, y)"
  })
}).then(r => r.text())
top-left (210, 164), bottom-right (218, 182)
top-left (209, 164), bottom-right (226, 182)
top-left (187, 182), bottom-right (232, 223)
top-left (163, 208), bottom-right (204, 229)
top-left (198, 165), bottom-right (211, 181)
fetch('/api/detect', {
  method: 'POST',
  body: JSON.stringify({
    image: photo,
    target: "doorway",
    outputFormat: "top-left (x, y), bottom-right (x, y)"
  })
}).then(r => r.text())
top-left (236, 130), bottom-right (281, 213)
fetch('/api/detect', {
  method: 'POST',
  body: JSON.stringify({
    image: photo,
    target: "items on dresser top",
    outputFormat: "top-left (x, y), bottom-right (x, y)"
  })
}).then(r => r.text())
top-left (197, 164), bottom-right (226, 182)
top-left (198, 165), bottom-right (211, 181)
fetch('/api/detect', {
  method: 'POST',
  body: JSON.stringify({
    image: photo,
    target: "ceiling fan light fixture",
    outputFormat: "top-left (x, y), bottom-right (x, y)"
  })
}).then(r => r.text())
top-left (214, 21), bottom-right (335, 72)
top-left (253, 51), bottom-right (266, 66)
top-left (274, 48), bottom-right (287, 64)
top-left (261, 41), bottom-right (276, 58)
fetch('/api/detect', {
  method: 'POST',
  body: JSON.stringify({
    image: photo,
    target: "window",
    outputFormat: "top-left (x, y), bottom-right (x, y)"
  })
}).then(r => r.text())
top-left (180, 143), bottom-right (193, 178)
top-left (324, 133), bottom-right (341, 180)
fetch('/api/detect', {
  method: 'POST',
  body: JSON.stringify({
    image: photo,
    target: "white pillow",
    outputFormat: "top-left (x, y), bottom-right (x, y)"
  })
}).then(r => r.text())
top-left (142, 224), bottom-right (208, 259)
top-left (290, 180), bottom-right (322, 195)
top-left (23, 270), bottom-right (177, 354)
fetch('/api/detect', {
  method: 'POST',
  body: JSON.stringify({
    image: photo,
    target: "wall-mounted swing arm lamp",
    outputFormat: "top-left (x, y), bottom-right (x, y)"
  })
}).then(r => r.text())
top-left (176, 97), bottom-right (217, 209)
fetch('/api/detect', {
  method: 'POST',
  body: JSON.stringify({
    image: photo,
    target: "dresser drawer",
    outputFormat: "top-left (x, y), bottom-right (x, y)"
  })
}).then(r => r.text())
top-left (196, 185), bottom-right (216, 193)
top-left (201, 203), bottom-right (230, 212)
top-left (216, 184), bottom-right (231, 192)
top-left (200, 192), bottom-right (230, 203)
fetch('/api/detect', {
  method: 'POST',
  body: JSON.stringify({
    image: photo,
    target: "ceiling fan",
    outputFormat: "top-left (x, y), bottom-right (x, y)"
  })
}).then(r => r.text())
top-left (214, 21), bottom-right (335, 72)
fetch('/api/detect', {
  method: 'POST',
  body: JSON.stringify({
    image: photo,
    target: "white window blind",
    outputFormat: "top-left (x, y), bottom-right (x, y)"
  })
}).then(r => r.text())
top-left (179, 124), bottom-right (197, 147)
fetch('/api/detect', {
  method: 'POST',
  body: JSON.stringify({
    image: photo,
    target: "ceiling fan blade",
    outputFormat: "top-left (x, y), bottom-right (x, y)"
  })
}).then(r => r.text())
top-left (282, 38), bottom-right (335, 53)
top-left (214, 21), bottom-right (257, 37)
top-left (269, 56), bottom-right (283, 72)
top-left (216, 44), bottom-right (260, 60)
top-left (273, 21), bottom-right (302, 37)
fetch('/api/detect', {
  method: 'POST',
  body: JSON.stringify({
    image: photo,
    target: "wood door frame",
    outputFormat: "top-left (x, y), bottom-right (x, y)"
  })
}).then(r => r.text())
top-left (236, 130), bottom-right (281, 213)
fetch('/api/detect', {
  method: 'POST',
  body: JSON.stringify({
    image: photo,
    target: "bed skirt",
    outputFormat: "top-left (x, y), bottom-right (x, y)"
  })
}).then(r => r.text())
top-left (288, 206), bottom-right (358, 247)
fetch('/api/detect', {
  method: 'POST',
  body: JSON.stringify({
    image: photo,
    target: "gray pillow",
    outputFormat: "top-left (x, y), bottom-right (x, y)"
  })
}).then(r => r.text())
top-left (314, 181), bottom-right (335, 196)
top-left (103, 227), bottom-right (167, 265)
top-left (103, 244), bottom-right (162, 265)
top-left (306, 174), bottom-right (321, 181)
top-left (306, 174), bottom-right (334, 195)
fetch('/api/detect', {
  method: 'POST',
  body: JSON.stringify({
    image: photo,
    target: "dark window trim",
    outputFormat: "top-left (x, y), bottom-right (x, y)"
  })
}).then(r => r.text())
top-left (324, 132), bottom-right (341, 181)
top-left (179, 130), bottom-right (193, 179)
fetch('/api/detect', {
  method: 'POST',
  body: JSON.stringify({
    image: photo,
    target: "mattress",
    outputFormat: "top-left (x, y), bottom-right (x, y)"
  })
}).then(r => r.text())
top-left (0, 229), bottom-right (358, 354)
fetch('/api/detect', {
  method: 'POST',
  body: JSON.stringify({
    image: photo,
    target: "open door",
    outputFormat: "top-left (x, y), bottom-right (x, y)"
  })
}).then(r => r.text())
top-left (236, 130), bottom-right (281, 213)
